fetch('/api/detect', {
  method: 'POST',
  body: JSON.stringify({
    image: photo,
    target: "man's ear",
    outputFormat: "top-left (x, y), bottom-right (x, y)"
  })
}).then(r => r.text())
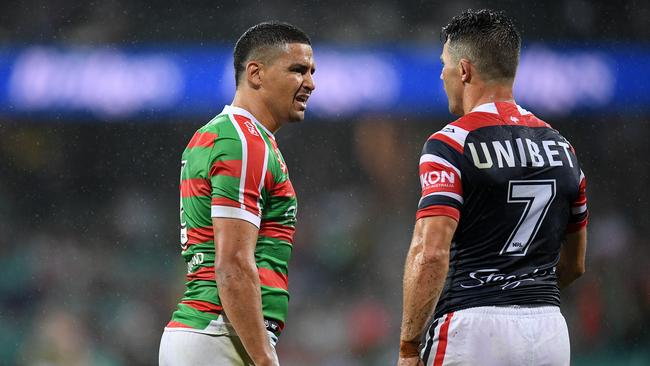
top-left (459, 58), bottom-right (472, 84)
top-left (245, 60), bottom-right (263, 89)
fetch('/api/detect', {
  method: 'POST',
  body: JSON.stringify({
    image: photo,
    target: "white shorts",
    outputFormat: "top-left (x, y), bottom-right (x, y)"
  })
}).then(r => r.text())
top-left (159, 316), bottom-right (279, 366)
top-left (420, 306), bottom-right (570, 366)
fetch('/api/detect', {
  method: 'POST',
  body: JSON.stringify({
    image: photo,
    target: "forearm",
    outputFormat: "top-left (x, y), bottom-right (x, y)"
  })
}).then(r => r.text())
top-left (557, 228), bottom-right (587, 290)
top-left (217, 263), bottom-right (275, 365)
top-left (400, 245), bottom-right (449, 352)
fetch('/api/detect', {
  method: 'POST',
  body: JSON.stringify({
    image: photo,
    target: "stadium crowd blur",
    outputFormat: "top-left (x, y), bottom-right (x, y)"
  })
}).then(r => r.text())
top-left (1, 0), bottom-right (649, 365)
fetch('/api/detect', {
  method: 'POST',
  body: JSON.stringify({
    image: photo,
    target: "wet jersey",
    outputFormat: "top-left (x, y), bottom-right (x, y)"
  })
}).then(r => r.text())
top-left (166, 105), bottom-right (297, 334)
top-left (416, 102), bottom-right (588, 319)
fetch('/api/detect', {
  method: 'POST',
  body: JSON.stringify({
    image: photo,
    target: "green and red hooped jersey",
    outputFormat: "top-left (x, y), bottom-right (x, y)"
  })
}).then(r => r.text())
top-left (166, 105), bottom-right (297, 334)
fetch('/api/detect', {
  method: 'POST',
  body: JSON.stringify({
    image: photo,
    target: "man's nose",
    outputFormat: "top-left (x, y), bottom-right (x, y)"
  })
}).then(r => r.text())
top-left (303, 71), bottom-right (316, 91)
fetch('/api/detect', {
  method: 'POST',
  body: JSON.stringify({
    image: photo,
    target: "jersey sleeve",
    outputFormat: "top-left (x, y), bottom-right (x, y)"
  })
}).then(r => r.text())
top-left (209, 116), bottom-right (268, 228)
top-left (566, 169), bottom-right (588, 233)
top-left (416, 134), bottom-right (464, 222)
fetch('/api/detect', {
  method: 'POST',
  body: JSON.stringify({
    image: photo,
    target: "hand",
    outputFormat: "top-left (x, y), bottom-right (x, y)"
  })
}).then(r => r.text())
top-left (252, 347), bottom-right (279, 366)
top-left (397, 356), bottom-right (424, 366)
top-left (254, 357), bottom-right (279, 366)
top-left (255, 361), bottom-right (279, 366)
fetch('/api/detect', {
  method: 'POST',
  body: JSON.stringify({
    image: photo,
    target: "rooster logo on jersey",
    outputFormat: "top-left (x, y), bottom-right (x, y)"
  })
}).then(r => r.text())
top-left (243, 121), bottom-right (259, 136)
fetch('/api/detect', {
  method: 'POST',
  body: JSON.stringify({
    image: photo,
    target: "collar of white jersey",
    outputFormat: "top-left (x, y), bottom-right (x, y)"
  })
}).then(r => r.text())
top-left (470, 102), bottom-right (532, 116)
top-left (221, 105), bottom-right (274, 137)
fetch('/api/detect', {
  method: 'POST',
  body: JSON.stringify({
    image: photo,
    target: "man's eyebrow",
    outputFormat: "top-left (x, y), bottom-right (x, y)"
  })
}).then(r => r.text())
top-left (289, 62), bottom-right (308, 69)
top-left (289, 62), bottom-right (316, 73)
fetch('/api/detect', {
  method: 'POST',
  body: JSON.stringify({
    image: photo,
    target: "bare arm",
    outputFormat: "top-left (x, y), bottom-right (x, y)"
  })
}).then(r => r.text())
top-left (398, 216), bottom-right (458, 364)
top-left (557, 227), bottom-right (587, 289)
top-left (213, 217), bottom-right (277, 366)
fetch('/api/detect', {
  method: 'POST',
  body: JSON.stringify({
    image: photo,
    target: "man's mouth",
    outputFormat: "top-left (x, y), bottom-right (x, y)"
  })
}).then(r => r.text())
top-left (295, 93), bottom-right (310, 110)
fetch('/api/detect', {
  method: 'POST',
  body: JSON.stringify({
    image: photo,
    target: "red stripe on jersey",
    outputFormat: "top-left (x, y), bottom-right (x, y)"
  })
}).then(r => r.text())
top-left (181, 178), bottom-right (211, 198)
top-left (259, 222), bottom-right (295, 244)
top-left (265, 169), bottom-right (275, 188)
top-left (272, 179), bottom-right (295, 198)
top-left (416, 205), bottom-right (460, 222)
top-left (233, 114), bottom-right (266, 216)
top-left (211, 197), bottom-right (239, 208)
top-left (166, 320), bottom-right (193, 328)
top-left (452, 107), bottom-right (549, 132)
top-left (520, 115), bottom-right (550, 128)
top-left (494, 101), bottom-right (550, 127)
top-left (451, 113), bottom-right (502, 131)
top-left (258, 267), bottom-right (289, 291)
top-left (181, 299), bottom-right (223, 314)
top-left (567, 175), bottom-right (588, 233)
top-left (187, 131), bottom-right (218, 149)
top-left (187, 266), bottom-right (214, 281)
top-left (210, 159), bottom-right (242, 178)
top-left (572, 177), bottom-right (587, 207)
top-left (187, 226), bottom-right (213, 245)
top-left (495, 101), bottom-right (522, 118)
top-left (431, 133), bottom-right (463, 153)
top-left (433, 312), bottom-right (454, 366)
top-left (572, 199), bottom-right (587, 208)
top-left (187, 266), bottom-right (288, 291)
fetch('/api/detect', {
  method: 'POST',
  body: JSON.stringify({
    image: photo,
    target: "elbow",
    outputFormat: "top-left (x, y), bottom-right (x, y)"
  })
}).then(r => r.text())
top-left (570, 260), bottom-right (586, 279)
top-left (214, 253), bottom-right (254, 279)
top-left (561, 263), bottom-right (585, 283)
top-left (574, 264), bottom-right (586, 278)
top-left (420, 247), bottom-right (449, 265)
top-left (413, 235), bottom-right (450, 265)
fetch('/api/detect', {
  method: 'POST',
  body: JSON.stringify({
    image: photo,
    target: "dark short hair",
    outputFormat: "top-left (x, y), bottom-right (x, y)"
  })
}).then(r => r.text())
top-left (233, 21), bottom-right (311, 86)
top-left (442, 9), bottom-right (521, 81)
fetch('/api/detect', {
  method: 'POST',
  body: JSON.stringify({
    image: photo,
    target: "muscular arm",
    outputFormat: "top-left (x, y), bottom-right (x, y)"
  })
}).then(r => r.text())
top-left (399, 216), bottom-right (458, 361)
top-left (557, 227), bottom-right (587, 289)
top-left (213, 217), bottom-right (277, 366)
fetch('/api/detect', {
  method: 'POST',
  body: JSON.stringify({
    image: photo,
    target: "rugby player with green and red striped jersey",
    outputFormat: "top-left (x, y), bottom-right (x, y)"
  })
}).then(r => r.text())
top-left (159, 21), bottom-right (315, 366)
top-left (166, 105), bottom-right (297, 334)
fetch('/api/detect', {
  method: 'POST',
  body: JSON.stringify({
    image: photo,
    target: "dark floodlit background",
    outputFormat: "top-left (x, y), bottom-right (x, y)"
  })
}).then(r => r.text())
top-left (1, 1), bottom-right (649, 365)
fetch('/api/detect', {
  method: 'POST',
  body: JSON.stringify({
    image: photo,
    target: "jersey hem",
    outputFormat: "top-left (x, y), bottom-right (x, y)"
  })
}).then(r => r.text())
top-left (434, 299), bottom-right (560, 320)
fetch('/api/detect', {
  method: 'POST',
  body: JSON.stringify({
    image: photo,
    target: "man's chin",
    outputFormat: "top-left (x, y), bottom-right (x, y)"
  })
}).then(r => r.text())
top-left (288, 110), bottom-right (306, 122)
top-left (448, 104), bottom-right (463, 116)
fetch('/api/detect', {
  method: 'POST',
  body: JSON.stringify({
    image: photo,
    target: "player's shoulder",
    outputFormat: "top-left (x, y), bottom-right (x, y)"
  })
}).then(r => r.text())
top-left (521, 112), bottom-right (554, 130)
top-left (183, 114), bottom-right (228, 151)
top-left (202, 112), bottom-right (234, 135)
top-left (424, 116), bottom-right (477, 155)
top-left (425, 111), bottom-right (501, 143)
top-left (520, 112), bottom-right (570, 143)
top-left (197, 108), bottom-right (267, 142)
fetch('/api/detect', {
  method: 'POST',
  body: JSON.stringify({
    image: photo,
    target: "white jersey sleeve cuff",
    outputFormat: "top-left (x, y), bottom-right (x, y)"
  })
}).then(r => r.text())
top-left (211, 206), bottom-right (261, 228)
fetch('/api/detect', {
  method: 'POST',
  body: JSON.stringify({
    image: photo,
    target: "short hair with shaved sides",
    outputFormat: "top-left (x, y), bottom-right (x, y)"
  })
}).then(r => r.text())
top-left (233, 21), bottom-right (311, 87)
top-left (442, 9), bottom-right (521, 82)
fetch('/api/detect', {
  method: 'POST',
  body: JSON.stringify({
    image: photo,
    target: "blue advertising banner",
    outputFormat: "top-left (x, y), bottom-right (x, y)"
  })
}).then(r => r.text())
top-left (0, 44), bottom-right (648, 121)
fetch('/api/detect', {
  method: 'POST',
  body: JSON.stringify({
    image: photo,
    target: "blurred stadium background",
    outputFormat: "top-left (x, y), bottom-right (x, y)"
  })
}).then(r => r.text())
top-left (1, 0), bottom-right (649, 365)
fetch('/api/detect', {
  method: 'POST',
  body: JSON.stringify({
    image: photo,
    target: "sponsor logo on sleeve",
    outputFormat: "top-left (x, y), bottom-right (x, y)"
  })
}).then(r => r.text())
top-left (420, 170), bottom-right (455, 188)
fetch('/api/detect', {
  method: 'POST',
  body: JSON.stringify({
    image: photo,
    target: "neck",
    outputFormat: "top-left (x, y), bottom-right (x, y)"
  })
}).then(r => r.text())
top-left (462, 80), bottom-right (515, 114)
top-left (232, 89), bottom-right (281, 133)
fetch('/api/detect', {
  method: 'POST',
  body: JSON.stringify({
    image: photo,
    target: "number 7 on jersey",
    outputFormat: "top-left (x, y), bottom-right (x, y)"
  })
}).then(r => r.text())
top-left (500, 180), bottom-right (556, 256)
